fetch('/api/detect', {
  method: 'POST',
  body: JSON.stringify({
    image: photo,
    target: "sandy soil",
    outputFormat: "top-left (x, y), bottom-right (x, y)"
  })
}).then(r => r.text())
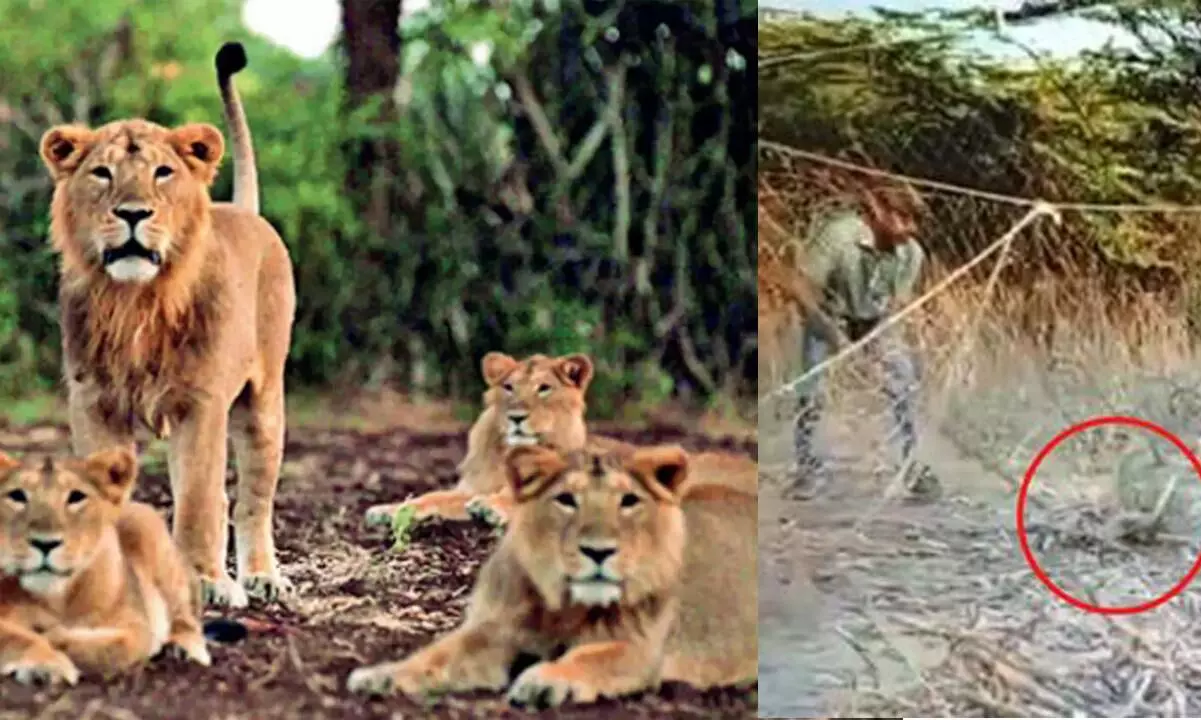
top-left (758, 361), bottom-right (1201, 718)
top-left (0, 418), bottom-right (757, 720)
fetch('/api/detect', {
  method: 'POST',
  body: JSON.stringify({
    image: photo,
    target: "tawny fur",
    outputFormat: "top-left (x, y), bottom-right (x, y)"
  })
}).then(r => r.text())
top-left (347, 444), bottom-right (758, 708)
top-left (0, 448), bottom-right (209, 687)
top-left (38, 45), bottom-right (295, 609)
top-left (364, 352), bottom-right (628, 528)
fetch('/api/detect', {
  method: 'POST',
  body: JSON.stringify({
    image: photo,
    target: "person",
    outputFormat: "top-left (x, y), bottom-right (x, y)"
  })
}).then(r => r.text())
top-left (787, 182), bottom-right (942, 502)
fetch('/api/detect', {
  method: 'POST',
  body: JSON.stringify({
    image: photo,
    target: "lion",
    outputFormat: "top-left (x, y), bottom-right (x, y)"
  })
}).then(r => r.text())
top-left (36, 42), bottom-right (296, 609)
top-left (364, 351), bottom-right (628, 529)
top-left (0, 447), bottom-right (210, 686)
top-left (347, 443), bottom-right (758, 709)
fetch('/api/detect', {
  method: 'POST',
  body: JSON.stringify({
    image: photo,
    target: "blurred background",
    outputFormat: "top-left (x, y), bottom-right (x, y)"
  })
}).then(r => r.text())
top-left (0, 0), bottom-right (755, 423)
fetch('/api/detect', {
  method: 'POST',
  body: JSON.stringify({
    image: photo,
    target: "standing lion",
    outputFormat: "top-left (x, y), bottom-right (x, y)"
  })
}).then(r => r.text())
top-left (36, 43), bottom-right (295, 609)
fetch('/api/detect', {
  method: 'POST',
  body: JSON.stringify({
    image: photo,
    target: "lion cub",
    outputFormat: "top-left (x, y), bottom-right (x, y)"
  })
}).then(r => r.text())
top-left (348, 443), bottom-right (757, 709)
top-left (0, 448), bottom-right (209, 686)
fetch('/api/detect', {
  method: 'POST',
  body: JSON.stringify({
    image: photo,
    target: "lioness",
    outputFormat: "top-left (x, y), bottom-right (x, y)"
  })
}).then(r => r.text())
top-left (0, 448), bottom-right (210, 686)
top-left (348, 443), bottom-right (758, 709)
top-left (364, 352), bottom-right (625, 528)
top-left (36, 43), bottom-right (295, 609)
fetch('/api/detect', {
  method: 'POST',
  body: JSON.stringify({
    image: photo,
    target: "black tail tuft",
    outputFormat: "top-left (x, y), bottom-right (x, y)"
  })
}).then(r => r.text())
top-left (203, 617), bottom-right (249, 644)
top-left (215, 42), bottom-right (248, 85)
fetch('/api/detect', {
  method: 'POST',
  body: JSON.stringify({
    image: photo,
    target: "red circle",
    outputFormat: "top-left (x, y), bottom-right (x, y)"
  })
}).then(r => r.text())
top-left (1018, 415), bottom-right (1201, 615)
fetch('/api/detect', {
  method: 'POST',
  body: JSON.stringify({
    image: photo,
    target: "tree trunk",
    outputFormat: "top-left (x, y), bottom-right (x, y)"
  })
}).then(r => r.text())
top-left (340, 0), bottom-right (403, 241)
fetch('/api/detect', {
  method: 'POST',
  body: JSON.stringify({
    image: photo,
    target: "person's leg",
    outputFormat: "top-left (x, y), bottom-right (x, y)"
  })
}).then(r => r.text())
top-left (788, 325), bottom-right (832, 499)
top-left (877, 326), bottom-right (941, 500)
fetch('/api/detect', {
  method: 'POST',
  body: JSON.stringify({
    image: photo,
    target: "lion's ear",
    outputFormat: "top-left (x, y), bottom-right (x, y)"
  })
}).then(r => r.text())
top-left (627, 445), bottom-right (689, 500)
top-left (505, 446), bottom-right (568, 501)
top-left (82, 447), bottom-right (138, 505)
top-left (482, 352), bottom-right (519, 387)
top-left (555, 354), bottom-right (594, 392)
top-left (168, 123), bottom-right (225, 185)
top-left (39, 125), bottom-right (98, 181)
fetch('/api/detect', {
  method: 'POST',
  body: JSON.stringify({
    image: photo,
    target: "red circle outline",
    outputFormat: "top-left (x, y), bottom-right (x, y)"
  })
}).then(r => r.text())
top-left (1017, 415), bottom-right (1201, 615)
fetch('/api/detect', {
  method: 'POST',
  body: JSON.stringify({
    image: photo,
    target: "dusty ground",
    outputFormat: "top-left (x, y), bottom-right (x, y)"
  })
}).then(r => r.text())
top-left (0, 411), bottom-right (757, 720)
top-left (759, 351), bottom-right (1201, 718)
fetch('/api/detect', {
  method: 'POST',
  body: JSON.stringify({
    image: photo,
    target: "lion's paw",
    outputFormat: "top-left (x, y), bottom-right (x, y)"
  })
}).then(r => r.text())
top-left (2, 649), bottom-right (80, 687)
top-left (241, 571), bottom-right (293, 604)
top-left (507, 663), bottom-right (593, 710)
top-left (347, 660), bottom-right (440, 697)
top-left (347, 663), bottom-right (399, 696)
top-left (164, 633), bottom-right (212, 667)
top-left (466, 496), bottom-right (510, 528)
top-left (200, 575), bottom-right (249, 610)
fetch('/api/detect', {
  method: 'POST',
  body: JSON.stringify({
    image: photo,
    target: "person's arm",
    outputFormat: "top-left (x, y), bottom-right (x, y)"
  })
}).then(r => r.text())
top-left (800, 217), bottom-right (852, 347)
top-left (891, 240), bottom-right (925, 311)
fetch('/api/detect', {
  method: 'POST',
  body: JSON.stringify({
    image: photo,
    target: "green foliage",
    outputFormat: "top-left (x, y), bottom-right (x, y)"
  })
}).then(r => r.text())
top-left (760, 7), bottom-right (1201, 295)
top-left (0, 0), bottom-right (753, 416)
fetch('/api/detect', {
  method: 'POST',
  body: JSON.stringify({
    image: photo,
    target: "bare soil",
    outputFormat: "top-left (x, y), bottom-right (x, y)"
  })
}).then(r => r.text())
top-left (0, 419), bottom-right (757, 720)
top-left (759, 359), bottom-right (1201, 718)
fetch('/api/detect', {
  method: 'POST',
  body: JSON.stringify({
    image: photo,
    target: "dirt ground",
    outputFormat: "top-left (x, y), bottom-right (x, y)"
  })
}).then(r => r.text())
top-left (0, 413), bottom-right (758, 720)
top-left (758, 355), bottom-right (1201, 718)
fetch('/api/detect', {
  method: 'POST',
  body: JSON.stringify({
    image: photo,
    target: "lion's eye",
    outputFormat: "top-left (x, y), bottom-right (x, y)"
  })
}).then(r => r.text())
top-left (154, 165), bottom-right (174, 180)
top-left (553, 492), bottom-right (577, 509)
top-left (620, 493), bottom-right (640, 508)
top-left (502, 383), bottom-right (514, 394)
top-left (66, 490), bottom-right (87, 506)
top-left (5, 489), bottom-right (26, 504)
top-left (537, 384), bottom-right (552, 396)
top-left (90, 167), bottom-right (112, 181)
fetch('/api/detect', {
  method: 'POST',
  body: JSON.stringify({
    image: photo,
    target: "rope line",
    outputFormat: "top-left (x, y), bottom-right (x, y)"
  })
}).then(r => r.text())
top-left (759, 139), bottom-right (1201, 215)
top-left (758, 31), bottom-right (966, 70)
top-left (759, 204), bottom-right (1056, 404)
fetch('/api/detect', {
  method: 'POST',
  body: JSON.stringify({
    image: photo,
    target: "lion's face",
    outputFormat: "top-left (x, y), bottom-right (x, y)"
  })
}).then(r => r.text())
top-left (39, 120), bottom-right (225, 284)
top-left (503, 444), bottom-right (688, 610)
top-left (481, 353), bottom-right (593, 451)
top-left (0, 448), bottom-right (137, 597)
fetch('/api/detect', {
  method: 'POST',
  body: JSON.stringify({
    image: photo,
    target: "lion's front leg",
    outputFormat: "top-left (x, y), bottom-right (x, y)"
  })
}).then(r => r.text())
top-left (0, 619), bottom-right (79, 687)
top-left (66, 384), bottom-right (135, 459)
top-left (168, 403), bottom-right (244, 609)
top-left (229, 379), bottom-right (290, 604)
top-left (507, 641), bottom-right (661, 710)
top-left (43, 623), bottom-right (154, 676)
top-left (347, 623), bottom-right (517, 698)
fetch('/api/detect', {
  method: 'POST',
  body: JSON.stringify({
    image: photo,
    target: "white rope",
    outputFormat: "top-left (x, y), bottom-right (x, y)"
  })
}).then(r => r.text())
top-left (759, 203), bottom-right (1056, 405)
top-left (759, 140), bottom-right (1201, 215)
top-left (758, 31), bottom-right (966, 70)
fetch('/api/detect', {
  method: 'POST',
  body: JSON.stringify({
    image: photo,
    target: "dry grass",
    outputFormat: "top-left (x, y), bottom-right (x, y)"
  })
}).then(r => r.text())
top-left (758, 179), bottom-right (1201, 717)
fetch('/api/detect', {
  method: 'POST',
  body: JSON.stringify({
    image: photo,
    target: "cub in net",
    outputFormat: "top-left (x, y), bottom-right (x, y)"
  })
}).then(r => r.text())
top-left (0, 448), bottom-right (210, 686)
top-left (347, 443), bottom-right (758, 709)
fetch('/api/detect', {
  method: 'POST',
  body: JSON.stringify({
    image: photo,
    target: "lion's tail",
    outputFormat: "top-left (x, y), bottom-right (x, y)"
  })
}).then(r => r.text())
top-left (214, 42), bottom-right (260, 215)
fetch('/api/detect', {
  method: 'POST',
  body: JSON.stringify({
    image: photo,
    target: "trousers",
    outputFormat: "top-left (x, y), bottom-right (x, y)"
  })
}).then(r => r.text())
top-left (792, 317), bottom-right (920, 475)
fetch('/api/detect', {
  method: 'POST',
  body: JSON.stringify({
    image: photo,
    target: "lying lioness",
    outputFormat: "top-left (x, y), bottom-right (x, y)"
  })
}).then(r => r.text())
top-left (348, 443), bottom-right (757, 709)
top-left (0, 448), bottom-right (209, 685)
top-left (364, 351), bottom-right (624, 529)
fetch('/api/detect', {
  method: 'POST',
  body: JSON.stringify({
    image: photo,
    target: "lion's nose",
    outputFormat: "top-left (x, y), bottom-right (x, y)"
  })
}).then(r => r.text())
top-left (112, 206), bottom-right (154, 229)
top-left (579, 544), bottom-right (616, 566)
top-left (507, 411), bottom-right (529, 425)
top-left (29, 537), bottom-right (63, 556)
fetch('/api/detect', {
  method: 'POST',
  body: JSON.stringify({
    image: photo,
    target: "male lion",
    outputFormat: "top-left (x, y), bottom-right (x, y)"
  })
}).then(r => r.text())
top-left (348, 443), bottom-right (758, 709)
top-left (37, 42), bottom-right (296, 608)
top-left (364, 352), bottom-right (622, 528)
top-left (0, 448), bottom-right (210, 686)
